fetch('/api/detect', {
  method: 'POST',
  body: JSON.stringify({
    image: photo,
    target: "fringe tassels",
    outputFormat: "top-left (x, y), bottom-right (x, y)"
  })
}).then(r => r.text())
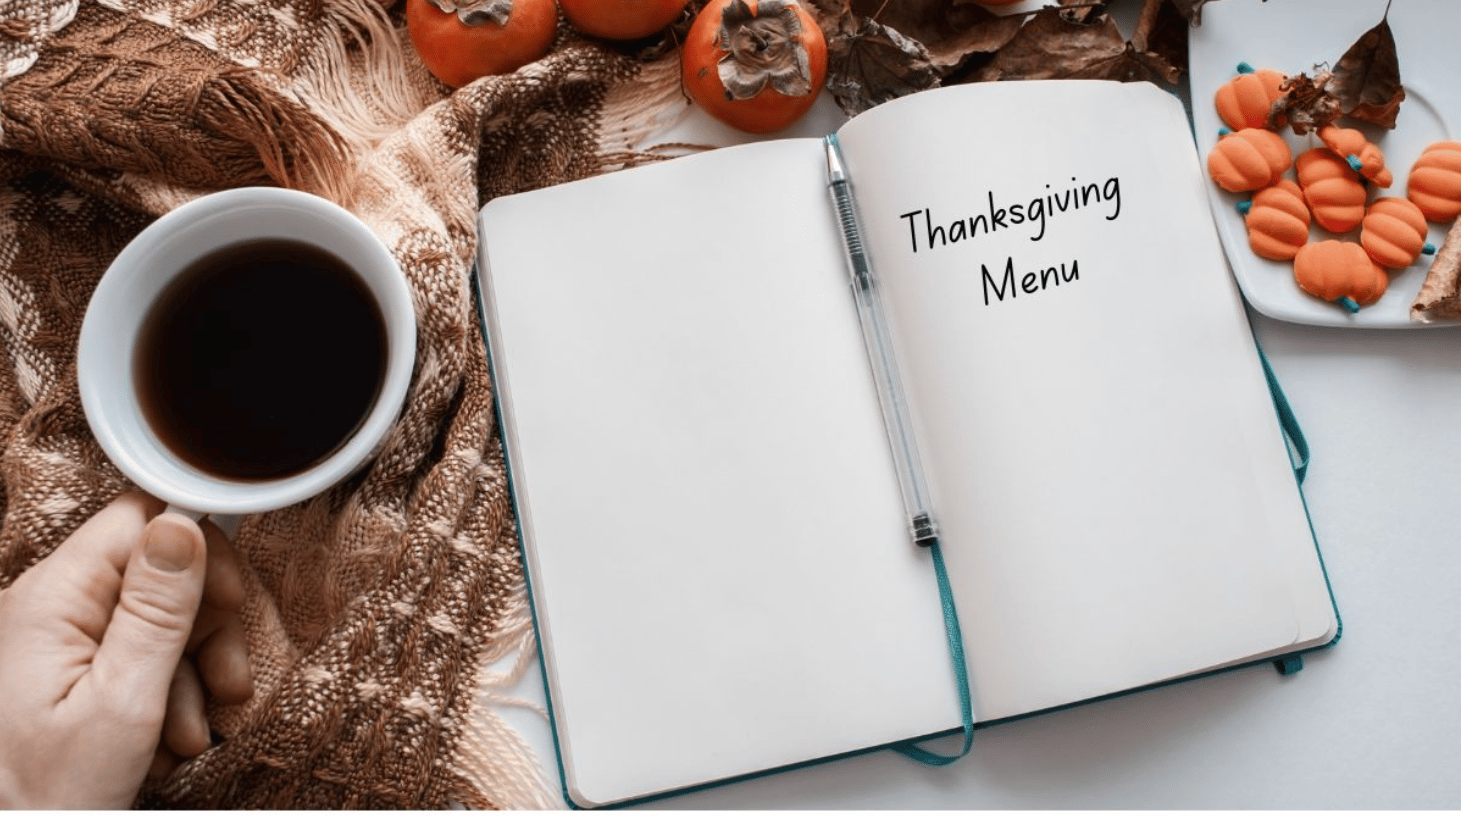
top-left (594, 50), bottom-right (708, 173)
top-left (196, 65), bottom-right (355, 199)
top-left (449, 592), bottom-right (562, 809)
top-left (287, 0), bottom-right (430, 156)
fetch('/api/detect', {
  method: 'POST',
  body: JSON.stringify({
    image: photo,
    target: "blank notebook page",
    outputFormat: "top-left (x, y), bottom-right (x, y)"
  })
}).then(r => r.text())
top-left (479, 139), bottom-right (960, 807)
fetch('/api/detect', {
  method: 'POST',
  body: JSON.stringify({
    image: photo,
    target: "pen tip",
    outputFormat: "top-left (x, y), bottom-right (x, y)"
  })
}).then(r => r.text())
top-left (824, 136), bottom-right (846, 181)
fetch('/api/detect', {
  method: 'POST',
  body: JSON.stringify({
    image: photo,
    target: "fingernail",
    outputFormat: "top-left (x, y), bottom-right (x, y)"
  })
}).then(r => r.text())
top-left (145, 516), bottom-right (198, 572)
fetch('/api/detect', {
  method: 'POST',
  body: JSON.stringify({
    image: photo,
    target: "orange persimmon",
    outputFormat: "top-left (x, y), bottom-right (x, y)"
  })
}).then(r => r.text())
top-left (407, 0), bottom-right (557, 88)
top-left (561, 0), bottom-right (689, 40)
top-left (681, 0), bottom-right (828, 135)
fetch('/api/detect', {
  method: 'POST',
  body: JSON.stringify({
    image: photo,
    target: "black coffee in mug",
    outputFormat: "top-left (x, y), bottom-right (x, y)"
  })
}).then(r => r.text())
top-left (135, 238), bottom-right (389, 481)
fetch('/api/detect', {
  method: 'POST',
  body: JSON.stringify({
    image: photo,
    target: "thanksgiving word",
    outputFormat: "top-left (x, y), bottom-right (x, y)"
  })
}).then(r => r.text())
top-left (898, 175), bottom-right (1123, 251)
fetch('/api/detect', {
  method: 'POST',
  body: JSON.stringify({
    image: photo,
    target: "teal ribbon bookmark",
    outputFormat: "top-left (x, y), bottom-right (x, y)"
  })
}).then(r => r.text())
top-left (891, 540), bottom-right (974, 766)
top-left (1258, 350), bottom-right (1309, 485)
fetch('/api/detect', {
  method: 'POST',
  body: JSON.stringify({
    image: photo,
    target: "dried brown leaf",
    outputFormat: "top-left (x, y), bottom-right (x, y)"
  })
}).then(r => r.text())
top-left (851, 0), bottom-right (1027, 72)
top-left (971, 8), bottom-right (1165, 83)
top-left (805, 0), bottom-right (850, 43)
top-left (1265, 71), bottom-right (1343, 134)
top-left (1168, 0), bottom-right (1220, 26)
top-left (1132, 48), bottom-right (1180, 85)
top-left (1055, 0), bottom-right (1109, 25)
top-left (812, 0), bottom-right (1028, 116)
top-left (1132, 0), bottom-right (1188, 71)
top-left (1412, 216), bottom-right (1460, 322)
top-left (810, 0), bottom-right (1182, 114)
top-left (1327, 15), bottom-right (1405, 128)
top-left (918, 8), bottom-right (1027, 70)
top-left (824, 14), bottom-right (943, 116)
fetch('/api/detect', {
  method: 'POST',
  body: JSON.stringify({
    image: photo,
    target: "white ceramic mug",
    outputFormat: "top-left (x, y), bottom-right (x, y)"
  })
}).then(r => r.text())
top-left (78, 187), bottom-right (416, 516)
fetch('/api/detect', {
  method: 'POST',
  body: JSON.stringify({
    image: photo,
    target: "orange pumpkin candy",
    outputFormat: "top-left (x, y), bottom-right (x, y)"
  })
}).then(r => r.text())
top-left (1316, 125), bottom-right (1393, 188)
top-left (1407, 140), bottom-right (1461, 222)
top-left (1361, 197), bottom-right (1428, 268)
top-left (1214, 66), bottom-right (1286, 131)
top-left (1245, 179), bottom-right (1311, 260)
top-left (1295, 147), bottom-right (1367, 232)
top-left (1207, 128), bottom-right (1292, 192)
top-left (1294, 240), bottom-right (1387, 310)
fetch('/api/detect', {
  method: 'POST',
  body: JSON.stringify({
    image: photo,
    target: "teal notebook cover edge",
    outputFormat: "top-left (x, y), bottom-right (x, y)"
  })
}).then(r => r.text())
top-left (470, 262), bottom-right (1344, 810)
top-left (471, 267), bottom-right (576, 808)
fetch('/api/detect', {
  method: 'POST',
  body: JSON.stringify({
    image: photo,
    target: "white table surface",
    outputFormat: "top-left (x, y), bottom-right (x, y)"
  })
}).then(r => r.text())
top-left (495, 278), bottom-right (1461, 813)
top-left (490, 33), bottom-right (1462, 807)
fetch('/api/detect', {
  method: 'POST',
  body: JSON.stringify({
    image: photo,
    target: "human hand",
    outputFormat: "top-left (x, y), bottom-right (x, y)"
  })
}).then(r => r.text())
top-left (0, 493), bottom-right (253, 808)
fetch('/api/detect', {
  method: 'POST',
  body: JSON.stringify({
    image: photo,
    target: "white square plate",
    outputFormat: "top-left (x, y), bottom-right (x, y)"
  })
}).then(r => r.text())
top-left (1189, 0), bottom-right (1460, 328)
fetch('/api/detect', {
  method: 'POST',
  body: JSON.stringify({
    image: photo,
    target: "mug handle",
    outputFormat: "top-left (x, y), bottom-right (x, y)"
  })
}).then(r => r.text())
top-left (164, 504), bottom-right (242, 540)
top-left (164, 504), bottom-right (204, 522)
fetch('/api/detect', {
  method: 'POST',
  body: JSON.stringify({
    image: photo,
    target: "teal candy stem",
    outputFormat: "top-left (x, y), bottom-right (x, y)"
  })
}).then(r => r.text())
top-left (1218, 126), bottom-right (1231, 136)
top-left (1237, 62), bottom-right (1254, 74)
top-left (1346, 154), bottom-right (1363, 172)
top-left (1237, 201), bottom-right (1252, 215)
top-left (1336, 296), bottom-right (1361, 313)
top-left (1424, 243), bottom-right (1437, 255)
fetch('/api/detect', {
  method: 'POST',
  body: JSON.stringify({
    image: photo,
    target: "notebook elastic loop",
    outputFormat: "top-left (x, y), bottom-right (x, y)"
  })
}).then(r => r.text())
top-left (891, 540), bottom-right (974, 766)
top-left (1258, 350), bottom-right (1310, 484)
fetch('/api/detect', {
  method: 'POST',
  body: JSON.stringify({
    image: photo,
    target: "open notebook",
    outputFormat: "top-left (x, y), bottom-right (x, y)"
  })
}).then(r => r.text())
top-left (474, 80), bottom-right (1339, 808)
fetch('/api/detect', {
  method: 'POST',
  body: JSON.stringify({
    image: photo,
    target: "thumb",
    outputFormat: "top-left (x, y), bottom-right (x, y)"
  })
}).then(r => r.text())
top-left (92, 513), bottom-right (207, 709)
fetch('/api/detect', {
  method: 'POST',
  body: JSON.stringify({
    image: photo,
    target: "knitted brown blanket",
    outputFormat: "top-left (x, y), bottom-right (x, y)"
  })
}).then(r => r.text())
top-left (0, 0), bottom-right (686, 806)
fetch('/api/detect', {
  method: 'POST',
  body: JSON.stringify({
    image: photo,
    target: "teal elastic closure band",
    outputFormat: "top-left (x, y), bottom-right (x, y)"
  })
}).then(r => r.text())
top-left (892, 355), bottom-right (1304, 762)
top-left (891, 540), bottom-right (974, 766)
top-left (1258, 349), bottom-right (1317, 676)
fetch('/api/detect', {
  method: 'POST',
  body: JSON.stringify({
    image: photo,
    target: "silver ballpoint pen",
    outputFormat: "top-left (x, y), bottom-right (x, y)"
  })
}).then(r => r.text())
top-left (823, 134), bottom-right (939, 548)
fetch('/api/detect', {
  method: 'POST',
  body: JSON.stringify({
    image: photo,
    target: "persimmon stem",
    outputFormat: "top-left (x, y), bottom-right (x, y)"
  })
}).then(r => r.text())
top-left (1336, 296), bottom-right (1362, 313)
